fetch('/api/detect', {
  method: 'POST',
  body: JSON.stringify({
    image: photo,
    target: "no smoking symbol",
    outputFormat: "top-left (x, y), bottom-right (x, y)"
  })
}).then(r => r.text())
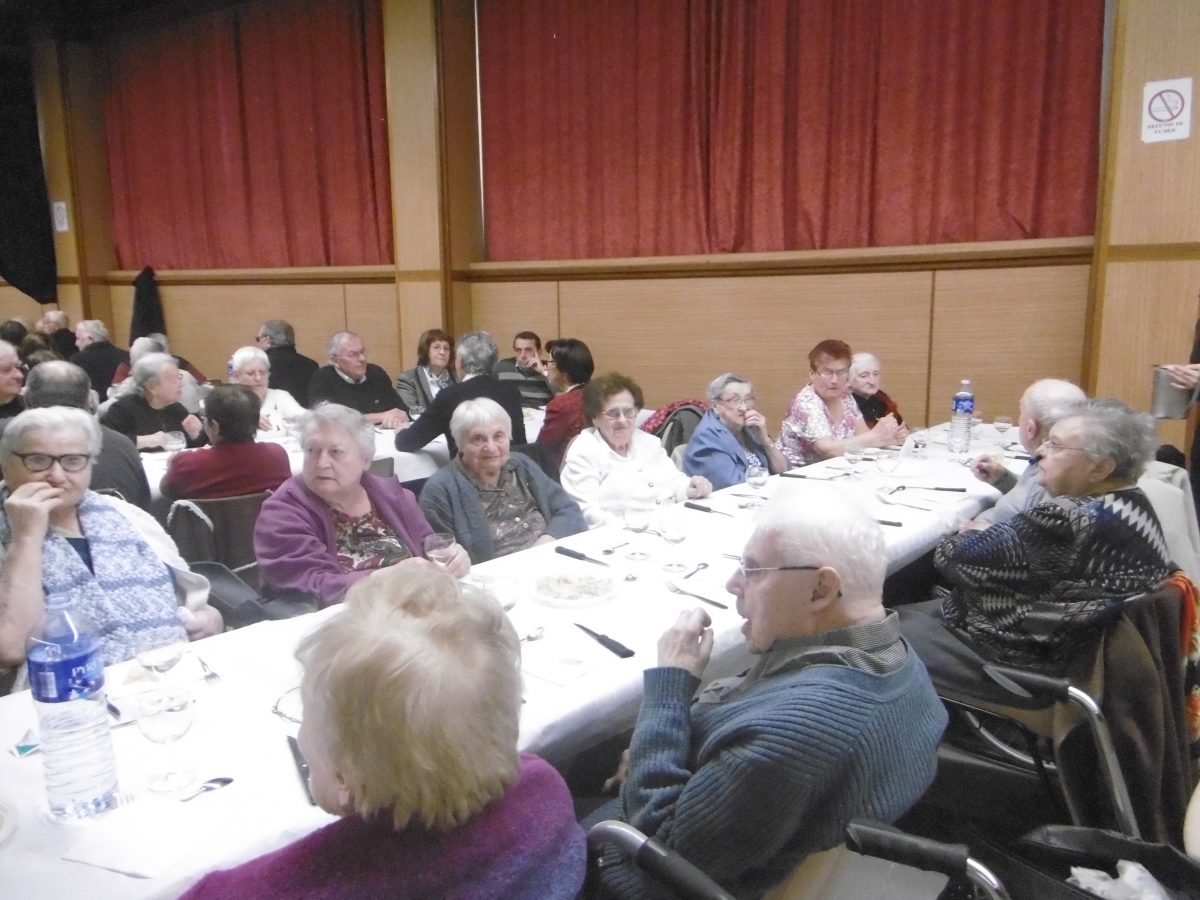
top-left (1148, 89), bottom-right (1185, 123)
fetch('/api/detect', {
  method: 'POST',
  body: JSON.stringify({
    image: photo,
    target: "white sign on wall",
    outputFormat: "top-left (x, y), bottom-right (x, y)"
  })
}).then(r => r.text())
top-left (1141, 77), bottom-right (1191, 143)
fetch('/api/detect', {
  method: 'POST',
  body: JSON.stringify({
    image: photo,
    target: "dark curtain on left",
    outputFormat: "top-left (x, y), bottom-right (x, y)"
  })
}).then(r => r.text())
top-left (0, 31), bottom-right (57, 301)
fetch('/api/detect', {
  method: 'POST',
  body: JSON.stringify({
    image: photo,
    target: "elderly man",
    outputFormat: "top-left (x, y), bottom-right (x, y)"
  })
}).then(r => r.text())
top-left (588, 493), bottom-right (947, 898)
top-left (39, 309), bottom-right (77, 359)
top-left (257, 319), bottom-right (318, 407)
top-left (396, 331), bottom-right (527, 457)
top-left (968, 378), bottom-right (1086, 528)
top-left (494, 330), bottom-right (555, 408)
top-left (71, 319), bottom-right (130, 399)
top-left (0, 341), bottom-right (24, 419)
top-left (308, 331), bottom-right (408, 428)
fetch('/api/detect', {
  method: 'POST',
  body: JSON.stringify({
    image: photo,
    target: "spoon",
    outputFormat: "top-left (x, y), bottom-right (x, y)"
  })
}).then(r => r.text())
top-left (521, 626), bottom-right (545, 642)
top-left (682, 562), bottom-right (708, 580)
top-left (602, 541), bottom-right (630, 555)
top-left (181, 776), bottom-right (233, 802)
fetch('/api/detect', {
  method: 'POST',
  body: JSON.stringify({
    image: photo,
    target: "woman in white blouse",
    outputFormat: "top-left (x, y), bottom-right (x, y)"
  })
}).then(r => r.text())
top-left (560, 373), bottom-right (711, 528)
top-left (229, 345), bottom-right (305, 431)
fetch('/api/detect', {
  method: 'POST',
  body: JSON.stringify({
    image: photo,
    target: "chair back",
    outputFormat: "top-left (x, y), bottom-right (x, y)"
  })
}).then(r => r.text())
top-left (166, 491), bottom-right (271, 570)
top-left (1139, 462), bottom-right (1200, 583)
top-left (368, 456), bottom-right (395, 479)
top-left (646, 402), bottom-right (705, 456)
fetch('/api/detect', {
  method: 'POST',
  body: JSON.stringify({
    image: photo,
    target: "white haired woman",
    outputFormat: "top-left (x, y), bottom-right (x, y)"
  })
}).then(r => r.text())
top-left (229, 345), bottom-right (304, 431)
top-left (180, 566), bottom-right (585, 898)
top-left (108, 333), bottom-right (206, 412)
top-left (419, 398), bottom-right (586, 563)
top-left (849, 352), bottom-right (907, 432)
top-left (0, 408), bottom-right (222, 673)
top-left (683, 373), bottom-right (789, 490)
top-left (101, 352), bottom-right (205, 450)
top-left (254, 404), bottom-right (469, 605)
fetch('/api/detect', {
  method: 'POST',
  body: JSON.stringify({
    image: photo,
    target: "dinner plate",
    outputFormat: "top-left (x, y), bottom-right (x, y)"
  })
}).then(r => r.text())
top-left (533, 572), bottom-right (614, 609)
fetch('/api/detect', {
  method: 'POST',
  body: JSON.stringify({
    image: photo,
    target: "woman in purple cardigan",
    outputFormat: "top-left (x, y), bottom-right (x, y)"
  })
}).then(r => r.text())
top-left (181, 566), bottom-right (586, 899)
top-left (254, 403), bottom-right (469, 605)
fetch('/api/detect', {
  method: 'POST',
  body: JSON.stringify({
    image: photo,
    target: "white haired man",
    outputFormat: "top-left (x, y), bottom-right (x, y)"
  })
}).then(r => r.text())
top-left (308, 331), bottom-right (409, 429)
top-left (71, 319), bottom-right (129, 399)
top-left (587, 489), bottom-right (947, 897)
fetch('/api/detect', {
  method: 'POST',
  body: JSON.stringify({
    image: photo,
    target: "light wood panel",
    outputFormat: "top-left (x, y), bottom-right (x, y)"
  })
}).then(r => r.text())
top-left (440, 0), bottom-right (485, 270)
top-left (929, 266), bottom-right (1090, 425)
top-left (395, 280), bottom-right (445, 368)
top-left (0, 288), bottom-right (57, 327)
top-left (346, 282), bottom-right (401, 375)
top-left (470, 282), bottom-right (559, 356)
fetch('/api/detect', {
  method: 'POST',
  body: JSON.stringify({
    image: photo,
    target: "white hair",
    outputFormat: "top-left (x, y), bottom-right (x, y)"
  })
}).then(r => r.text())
top-left (850, 353), bottom-right (880, 378)
top-left (450, 398), bottom-right (511, 448)
top-left (326, 331), bottom-right (359, 358)
top-left (130, 334), bottom-right (169, 365)
top-left (1022, 379), bottom-right (1087, 427)
top-left (705, 373), bottom-right (751, 405)
top-left (0, 340), bottom-right (16, 363)
top-left (299, 403), bottom-right (375, 462)
top-left (76, 320), bottom-right (109, 342)
top-left (0, 406), bottom-right (102, 463)
top-left (230, 345), bottom-right (270, 375)
top-left (130, 352), bottom-right (177, 393)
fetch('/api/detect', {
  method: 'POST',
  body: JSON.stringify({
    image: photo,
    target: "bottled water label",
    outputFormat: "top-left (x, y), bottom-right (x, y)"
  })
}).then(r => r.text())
top-left (951, 394), bottom-right (975, 417)
top-left (28, 647), bottom-right (105, 703)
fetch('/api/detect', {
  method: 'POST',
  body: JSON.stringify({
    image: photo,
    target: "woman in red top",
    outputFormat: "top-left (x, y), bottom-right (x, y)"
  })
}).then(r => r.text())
top-left (537, 338), bottom-right (594, 470)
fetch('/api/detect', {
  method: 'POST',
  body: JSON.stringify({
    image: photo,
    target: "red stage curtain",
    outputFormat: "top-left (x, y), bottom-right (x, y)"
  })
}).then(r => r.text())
top-left (478, 0), bottom-right (1104, 260)
top-left (105, 0), bottom-right (391, 269)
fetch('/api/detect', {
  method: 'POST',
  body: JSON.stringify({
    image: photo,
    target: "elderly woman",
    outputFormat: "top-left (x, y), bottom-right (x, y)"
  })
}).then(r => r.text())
top-left (420, 399), bottom-right (586, 563)
top-left (0, 408), bottom-right (222, 672)
top-left (849, 352), bottom-right (907, 430)
top-left (0, 340), bottom-right (25, 420)
top-left (101, 352), bottom-right (205, 450)
top-left (109, 334), bottom-right (206, 412)
top-left (229, 345), bottom-right (305, 431)
top-left (777, 339), bottom-right (904, 468)
top-left (925, 400), bottom-right (1175, 671)
top-left (683, 373), bottom-right (789, 489)
top-left (394, 328), bottom-right (458, 417)
top-left (254, 403), bottom-right (469, 605)
top-left (160, 385), bottom-right (292, 501)
top-left (181, 566), bottom-right (585, 898)
top-left (537, 337), bottom-right (594, 469)
top-left (560, 373), bottom-right (711, 528)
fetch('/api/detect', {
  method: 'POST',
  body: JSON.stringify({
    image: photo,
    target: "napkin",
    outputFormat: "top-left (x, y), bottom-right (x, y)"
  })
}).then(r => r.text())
top-left (520, 627), bottom-right (611, 687)
top-left (62, 795), bottom-right (221, 878)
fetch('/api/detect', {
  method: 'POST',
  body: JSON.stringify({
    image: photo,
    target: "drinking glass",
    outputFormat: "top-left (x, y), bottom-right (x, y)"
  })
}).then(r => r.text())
top-left (623, 509), bottom-right (651, 561)
top-left (993, 415), bottom-right (1014, 447)
top-left (744, 463), bottom-right (768, 507)
top-left (659, 510), bottom-right (688, 572)
top-left (423, 533), bottom-right (457, 567)
top-left (138, 687), bottom-right (196, 792)
top-left (909, 430), bottom-right (928, 458)
top-left (162, 431), bottom-right (186, 454)
top-left (843, 448), bottom-right (865, 479)
top-left (135, 634), bottom-right (186, 681)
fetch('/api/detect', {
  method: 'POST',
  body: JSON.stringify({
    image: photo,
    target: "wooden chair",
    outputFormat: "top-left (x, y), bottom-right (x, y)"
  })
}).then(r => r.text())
top-left (166, 490), bottom-right (271, 574)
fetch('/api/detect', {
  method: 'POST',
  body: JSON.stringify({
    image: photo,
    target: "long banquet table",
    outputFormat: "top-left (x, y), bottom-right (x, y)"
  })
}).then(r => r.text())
top-left (0, 449), bottom-right (1000, 898)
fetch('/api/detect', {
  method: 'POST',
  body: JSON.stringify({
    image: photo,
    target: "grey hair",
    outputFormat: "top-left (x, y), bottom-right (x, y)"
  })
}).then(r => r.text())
top-left (1068, 399), bottom-right (1158, 482)
top-left (750, 485), bottom-right (886, 605)
top-left (299, 403), bottom-right (375, 462)
top-left (24, 361), bottom-right (92, 410)
top-left (0, 406), bottom-right (102, 465)
top-left (130, 352), bottom-right (178, 394)
top-left (230, 345), bottom-right (270, 374)
top-left (130, 333), bottom-right (170, 365)
top-left (706, 373), bottom-right (752, 405)
top-left (260, 319), bottom-right (294, 347)
top-left (44, 310), bottom-right (69, 329)
top-left (76, 320), bottom-right (109, 342)
top-left (849, 353), bottom-right (880, 377)
top-left (456, 331), bottom-right (498, 376)
top-left (450, 398), bottom-right (511, 449)
top-left (1022, 379), bottom-right (1087, 428)
top-left (326, 331), bottom-right (359, 358)
top-left (0, 340), bottom-right (16, 363)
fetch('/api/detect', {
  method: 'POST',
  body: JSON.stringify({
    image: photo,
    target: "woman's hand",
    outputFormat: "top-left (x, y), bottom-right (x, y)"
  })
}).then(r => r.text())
top-left (178, 604), bottom-right (224, 640)
top-left (685, 475), bottom-right (712, 499)
top-left (181, 414), bottom-right (204, 440)
top-left (440, 542), bottom-right (471, 578)
top-left (3, 482), bottom-right (62, 541)
top-left (743, 409), bottom-right (771, 442)
top-left (869, 414), bottom-right (903, 446)
top-left (138, 431), bottom-right (167, 450)
top-left (1167, 363), bottom-right (1200, 390)
top-left (657, 608), bottom-right (713, 677)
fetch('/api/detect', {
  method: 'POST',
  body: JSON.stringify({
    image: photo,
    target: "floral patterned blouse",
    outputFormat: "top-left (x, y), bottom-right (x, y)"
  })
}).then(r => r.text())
top-left (332, 507), bottom-right (413, 573)
top-left (775, 384), bottom-right (864, 467)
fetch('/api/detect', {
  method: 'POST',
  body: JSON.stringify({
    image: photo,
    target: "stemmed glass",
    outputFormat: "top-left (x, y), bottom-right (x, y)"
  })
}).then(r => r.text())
top-left (744, 463), bottom-right (768, 507)
top-left (135, 634), bottom-right (187, 681)
top-left (162, 431), bottom-right (186, 455)
top-left (993, 415), bottom-right (1014, 448)
top-left (659, 510), bottom-right (689, 573)
top-left (138, 687), bottom-right (196, 793)
top-left (909, 430), bottom-right (928, 458)
top-left (423, 533), bottom-right (456, 567)
top-left (623, 509), bottom-right (651, 562)
top-left (843, 448), bottom-right (865, 479)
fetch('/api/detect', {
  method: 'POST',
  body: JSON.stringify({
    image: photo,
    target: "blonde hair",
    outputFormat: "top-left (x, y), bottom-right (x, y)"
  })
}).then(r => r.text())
top-left (297, 566), bottom-right (522, 832)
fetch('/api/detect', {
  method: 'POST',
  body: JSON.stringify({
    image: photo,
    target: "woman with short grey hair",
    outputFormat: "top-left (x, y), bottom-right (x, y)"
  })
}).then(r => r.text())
top-left (682, 372), bottom-right (788, 490)
top-left (101, 351), bottom-right (204, 450)
top-left (420, 398), bottom-right (585, 563)
top-left (229, 345), bottom-right (304, 429)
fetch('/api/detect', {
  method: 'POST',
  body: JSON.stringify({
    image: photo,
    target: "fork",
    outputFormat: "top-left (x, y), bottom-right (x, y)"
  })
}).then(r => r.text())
top-left (875, 491), bottom-right (932, 512)
top-left (665, 582), bottom-right (728, 610)
top-left (197, 656), bottom-right (221, 685)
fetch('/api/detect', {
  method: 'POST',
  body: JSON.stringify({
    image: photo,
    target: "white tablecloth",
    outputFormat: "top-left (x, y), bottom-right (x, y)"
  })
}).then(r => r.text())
top-left (0, 452), bottom-right (993, 898)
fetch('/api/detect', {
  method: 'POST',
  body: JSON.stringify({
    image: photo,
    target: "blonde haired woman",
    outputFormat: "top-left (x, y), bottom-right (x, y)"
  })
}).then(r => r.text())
top-left (181, 565), bottom-right (585, 898)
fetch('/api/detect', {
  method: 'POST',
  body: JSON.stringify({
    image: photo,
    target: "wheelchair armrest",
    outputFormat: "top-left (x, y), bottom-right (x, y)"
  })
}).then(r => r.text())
top-left (586, 820), bottom-right (735, 900)
top-left (983, 664), bottom-right (1071, 703)
top-left (845, 819), bottom-right (969, 877)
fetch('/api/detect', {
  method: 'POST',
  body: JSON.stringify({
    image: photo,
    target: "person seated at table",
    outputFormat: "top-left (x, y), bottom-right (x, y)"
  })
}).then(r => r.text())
top-left (536, 337), bottom-right (593, 470)
top-left (967, 378), bottom-right (1086, 528)
top-left (0, 408), bottom-right (222, 673)
top-left (110, 333), bottom-right (207, 406)
top-left (419, 399), bottom-right (585, 563)
top-left (903, 400), bottom-right (1174, 674)
top-left (394, 328), bottom-right (458, 418)
top-left (683, 372), bottom-right (789, 490)
top-left (849, 352), bottom-right (908, 430)
top-left (257, 319), bottom-right (319, 408)
top-left (560, 373), bottom-right (711, 528)
top-left (255, 403), bottom-right (469, 605)
top-left (180, 566), bottom-right (586, 899)
top-left (395, 331), bottom-right (527, 457)
top-left (584, 492), bottom-right (947, 897)
top-left (493, 330), bottom-right (556, 409)
top-left (308, 331), bottom-right (409, 429)
top-left (776, 339), bottom-right (904, 468)
top-left (100, 352), bottom-right (205, 451)
top-left (228, 345), bottom-right (305, 432)
top-left (160, 385), bottom-right (291, 502)
top-left (0, 340), bottom-right (25, 420)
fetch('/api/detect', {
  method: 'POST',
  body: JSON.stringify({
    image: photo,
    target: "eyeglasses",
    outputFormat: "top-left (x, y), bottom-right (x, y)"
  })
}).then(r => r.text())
top-left (601, 406), bottom-right (639, 421)
top-left (13, 452), bottom-right (93, 473)
top-left (1039, 438), bottom-right (1089, 456)
top-left (719, 394), bottom-right (755, 408)
top-left (815, 367), bottom-right (850, 381)
top-left (735, 559), bottom-right (820, 579)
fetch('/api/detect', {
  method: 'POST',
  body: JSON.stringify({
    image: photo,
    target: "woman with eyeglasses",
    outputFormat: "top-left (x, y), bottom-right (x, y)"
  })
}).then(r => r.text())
top-left (683, 372), bottom-right (789, 490)
top-left (0, 407), bottom-right (223, 673)
top-left (560, 372), bottom-right (711, 528)
top-left (777, 340), bottom-right (904, 468)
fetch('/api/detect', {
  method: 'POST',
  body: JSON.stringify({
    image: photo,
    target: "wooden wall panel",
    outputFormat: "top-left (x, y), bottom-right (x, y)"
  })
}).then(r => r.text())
top-left (0, 289), bottom-right (55, 327)
top-left (346, 282), bottom-right (402, 374)
top-left (470, 282), bottom-right (559, 356)
top-left (558, 273), bottom-right (934, 427)
top-left (929, 266), bottom-right (1090, 426)
top-left (394, 280), bottom-right (445, 368)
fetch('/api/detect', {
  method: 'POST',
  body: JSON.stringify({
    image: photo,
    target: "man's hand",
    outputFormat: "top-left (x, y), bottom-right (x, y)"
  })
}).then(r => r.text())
top-left (376, 409), bottom-right (410, 430)
top-left (970, 454), bottom-right (1006, 484)
top-left (657, 608), bottom-right (713, 677)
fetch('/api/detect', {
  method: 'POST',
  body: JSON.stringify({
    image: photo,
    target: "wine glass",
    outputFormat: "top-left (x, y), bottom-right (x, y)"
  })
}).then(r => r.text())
top-left (423, 533), bottom-right (456, 567)
top-left (135, 634), bottom-right (186, 681)
top-left (909, 430), bottom-right (928, 458)
top-left (660, 511), bottom-right (688, 573)
top-left (623, 509), bottom-right (651, 562)
top-left (138, 687), bottom-right (196, 792)
top-left (743, 463), bottom-right (768, 507)
top-left (843, 448), bottom-right (865, 479)
top-left (993, 415), bottom-right (1014, 448)
top-left (162, 431), bottom-right (186, 454)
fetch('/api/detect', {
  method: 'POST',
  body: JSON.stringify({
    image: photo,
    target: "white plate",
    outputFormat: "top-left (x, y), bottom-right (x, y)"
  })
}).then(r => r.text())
top-left (533, 572), bottom-right (614, 610)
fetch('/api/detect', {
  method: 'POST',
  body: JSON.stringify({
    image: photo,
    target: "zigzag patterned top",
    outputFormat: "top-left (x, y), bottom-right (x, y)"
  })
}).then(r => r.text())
top-left (937, 487), bottom-right (1173, 670)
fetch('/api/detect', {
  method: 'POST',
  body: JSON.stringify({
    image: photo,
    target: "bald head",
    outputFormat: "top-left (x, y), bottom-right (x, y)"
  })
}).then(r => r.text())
top-left (1018, 379), bottom-right (1087, 452)
top-left (24, 360), bottom-right (94, 411)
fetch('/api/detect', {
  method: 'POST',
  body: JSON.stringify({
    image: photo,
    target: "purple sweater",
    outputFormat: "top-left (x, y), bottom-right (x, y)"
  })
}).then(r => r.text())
top-left (254, 473), bottom-right (434, 605)
top-left (180, 755), bottom-right (586, 899)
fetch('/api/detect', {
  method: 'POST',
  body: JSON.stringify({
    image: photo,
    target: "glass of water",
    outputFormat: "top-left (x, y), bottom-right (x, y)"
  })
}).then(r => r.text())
top-left (744, 462), bottom-right (768, 507)
top-left (844, 448), bottom-right (865, 478)
top-left (423, 533), bottom-right (457, 567)
top-left (993, 415), bottom-right (1013, 447)
top-left (135, 634), bottom-right (186, 681)
top-left (138, 687), bottom-right (196, 792)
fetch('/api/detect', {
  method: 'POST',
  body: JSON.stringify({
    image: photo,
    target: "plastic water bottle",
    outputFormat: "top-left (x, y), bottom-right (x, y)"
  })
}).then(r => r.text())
top-left (947, 379), bottom-right (975, 454)
top-left (26, 600), bottom-right (120, 820)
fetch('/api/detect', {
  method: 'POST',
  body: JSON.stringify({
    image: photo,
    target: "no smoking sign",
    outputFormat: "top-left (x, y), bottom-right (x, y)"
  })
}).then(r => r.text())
top-left (1142, 77), bottom-right (1192, 143)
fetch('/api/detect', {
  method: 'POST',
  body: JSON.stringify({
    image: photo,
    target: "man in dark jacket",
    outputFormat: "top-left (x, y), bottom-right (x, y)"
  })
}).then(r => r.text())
top-left (70, 319), bottom-right (130, 400)
top-left (257, 319), bottom-right (320, 408)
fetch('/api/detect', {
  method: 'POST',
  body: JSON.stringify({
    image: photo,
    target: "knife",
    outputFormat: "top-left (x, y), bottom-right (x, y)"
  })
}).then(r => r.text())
top-left (554, 546), bottom-right (611, 567)
top-left (876, 519), bottom-right (903, 527)
top-left (683, 501), bottom-right (734, 517)
top-left (779, 471), bottom-right (849, 480)
top-left (287, 735), bottom-right (317, 805)
top-left (900, 486), bottom-right (967, 492)
top-left (574, 623), bottom-right (635, 658)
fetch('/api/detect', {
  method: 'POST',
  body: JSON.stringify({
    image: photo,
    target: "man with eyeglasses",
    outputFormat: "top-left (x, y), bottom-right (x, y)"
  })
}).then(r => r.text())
top-left (308, 331), bottom-right (409, 429)
top-left (587, 494), bottom-right (946, 898)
